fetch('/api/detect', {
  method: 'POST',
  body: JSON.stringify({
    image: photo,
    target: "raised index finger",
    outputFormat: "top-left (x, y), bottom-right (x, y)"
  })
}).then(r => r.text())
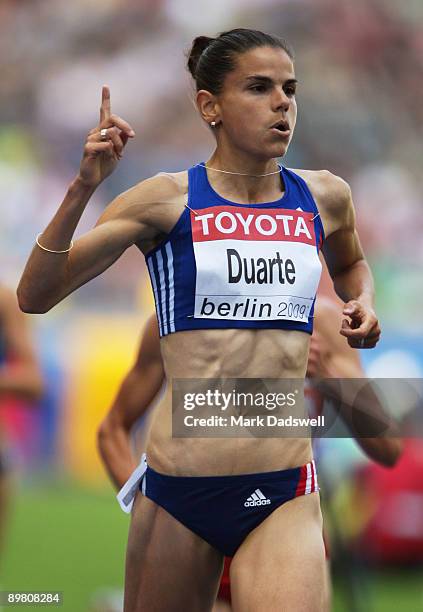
top-left (99, 85), bottom-right (111, 124)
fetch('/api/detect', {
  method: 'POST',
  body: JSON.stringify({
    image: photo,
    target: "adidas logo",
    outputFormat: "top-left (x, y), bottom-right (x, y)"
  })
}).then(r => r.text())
top-left (244, 488), bottom-right (271, 507)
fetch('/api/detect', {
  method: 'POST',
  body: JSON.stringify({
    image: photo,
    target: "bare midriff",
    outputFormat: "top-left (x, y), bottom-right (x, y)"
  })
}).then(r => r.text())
top-left (146, 327), bottom-right (312, 476)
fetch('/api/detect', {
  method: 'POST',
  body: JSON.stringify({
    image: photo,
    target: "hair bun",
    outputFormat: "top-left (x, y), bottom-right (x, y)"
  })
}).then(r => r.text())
top-left (187, 36), bottom-right (214, 78)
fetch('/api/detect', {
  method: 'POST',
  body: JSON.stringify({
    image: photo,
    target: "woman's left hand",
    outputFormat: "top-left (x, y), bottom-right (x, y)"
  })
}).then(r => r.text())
top-left (339, 300), bottom-right (381, 349)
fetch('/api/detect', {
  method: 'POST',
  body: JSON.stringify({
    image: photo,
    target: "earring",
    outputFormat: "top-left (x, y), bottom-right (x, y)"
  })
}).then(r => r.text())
top-left (210, 121), bottom-right (216, 127)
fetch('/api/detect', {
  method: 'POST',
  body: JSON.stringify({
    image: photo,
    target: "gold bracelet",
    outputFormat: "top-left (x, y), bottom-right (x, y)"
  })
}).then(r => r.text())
top-left (36, 233), bottom-right (74, 254)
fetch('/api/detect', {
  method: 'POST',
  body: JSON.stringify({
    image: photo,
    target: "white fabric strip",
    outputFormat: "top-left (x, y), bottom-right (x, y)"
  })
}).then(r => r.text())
top-left (147, 257), bottom-right (163, 336)
top-left (156, 250), bottom-right (168, 336)
top-left (305, 461), bottom-right (312, 495)
top-left (312, 460), bottom-right (318, 492)
top-left (165, 242), bottom-right (175, 333)
top-left (116, 453), bottom-right (148, 514)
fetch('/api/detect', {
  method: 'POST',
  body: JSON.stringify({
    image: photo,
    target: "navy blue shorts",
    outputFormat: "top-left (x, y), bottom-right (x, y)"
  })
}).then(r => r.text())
top-left (140, 459), bottom-right (319, 557)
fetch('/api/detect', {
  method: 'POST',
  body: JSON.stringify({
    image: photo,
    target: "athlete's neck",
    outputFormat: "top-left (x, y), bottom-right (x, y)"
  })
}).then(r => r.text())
top-left (206, 150), bottom-right (284, 205)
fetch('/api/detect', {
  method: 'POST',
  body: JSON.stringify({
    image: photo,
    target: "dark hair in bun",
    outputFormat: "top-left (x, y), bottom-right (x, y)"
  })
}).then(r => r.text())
top-left (187, 36), bottom-right (215, 80)
top-left (186, 28), bottom-right (293, 94)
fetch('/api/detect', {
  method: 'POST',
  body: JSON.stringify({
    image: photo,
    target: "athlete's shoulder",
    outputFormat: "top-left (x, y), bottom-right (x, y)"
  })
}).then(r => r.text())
top-left (155, 170), bottom-right (189, 192)
top-left (146, 170), bottom-right (188, 200)
top-left (289, 168), bottom-right (351, 209)
top-left (119, 170), bottom-right (188, 206)
top-left (103, 171), bottom-right (189, 231)
top-left (289, 169), bottom-right (353, 236)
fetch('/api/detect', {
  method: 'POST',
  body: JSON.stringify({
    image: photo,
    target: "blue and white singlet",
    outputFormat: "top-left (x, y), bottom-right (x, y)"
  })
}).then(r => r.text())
top-left (146, 163), bottom-right (324, 337)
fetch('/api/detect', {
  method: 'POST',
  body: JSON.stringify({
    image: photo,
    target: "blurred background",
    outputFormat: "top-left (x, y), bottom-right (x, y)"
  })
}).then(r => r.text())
top-left (0, 0), bottom-right (422, 610)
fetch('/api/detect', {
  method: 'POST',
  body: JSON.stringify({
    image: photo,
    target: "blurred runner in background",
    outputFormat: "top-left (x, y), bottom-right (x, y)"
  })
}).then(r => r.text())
top-left (0, 284), bottom-right (44, 567)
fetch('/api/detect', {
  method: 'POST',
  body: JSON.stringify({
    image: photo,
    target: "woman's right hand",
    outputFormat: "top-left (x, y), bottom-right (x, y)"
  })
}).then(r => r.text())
top-left (78, 86), bottom-right (135, 188)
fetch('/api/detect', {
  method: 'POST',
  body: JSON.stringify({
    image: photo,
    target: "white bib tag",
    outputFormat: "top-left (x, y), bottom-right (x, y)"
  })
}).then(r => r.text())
top-left (116, 453), bottom-right (147, 514)
top-left (191, 206), bottom-right (322, 322)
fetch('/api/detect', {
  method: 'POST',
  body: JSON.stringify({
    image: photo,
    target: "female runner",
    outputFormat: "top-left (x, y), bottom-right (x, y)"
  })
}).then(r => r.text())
top-left (18, 29), bottom-right (380, 611)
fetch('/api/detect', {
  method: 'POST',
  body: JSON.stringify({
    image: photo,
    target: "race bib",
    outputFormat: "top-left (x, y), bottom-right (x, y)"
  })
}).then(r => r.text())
top-left (191, 206), bottom-right (322, 322)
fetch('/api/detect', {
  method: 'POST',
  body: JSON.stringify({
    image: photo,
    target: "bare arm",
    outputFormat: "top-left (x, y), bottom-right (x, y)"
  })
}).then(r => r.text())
top-left (18, 185), bottom-right (147, 313)
top-left (308, 298), bottom-right (402, 467)
top-left (97, 315), bottom-right (164, 490)
top-left (0, 286), bottom-right (44, 401)
top-left (317, 172), bottom-right (381, 349)
top-left (17, 87), bottom-right (166, 313)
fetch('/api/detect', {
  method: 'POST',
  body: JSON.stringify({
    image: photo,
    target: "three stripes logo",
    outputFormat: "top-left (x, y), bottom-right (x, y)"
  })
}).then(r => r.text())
top-left (244, 488), bottom-right (271, 507)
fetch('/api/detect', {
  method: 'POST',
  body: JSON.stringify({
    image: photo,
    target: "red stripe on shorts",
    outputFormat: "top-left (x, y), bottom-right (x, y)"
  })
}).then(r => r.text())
top-left (217, 556), bottom-right (232, 603)
top-left (295, 463), bottom-right (308, 497)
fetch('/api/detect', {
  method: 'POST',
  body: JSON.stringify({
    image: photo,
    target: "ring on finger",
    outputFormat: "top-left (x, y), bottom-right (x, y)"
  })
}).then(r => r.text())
top-left (100, 128), bottom-right (108, 141)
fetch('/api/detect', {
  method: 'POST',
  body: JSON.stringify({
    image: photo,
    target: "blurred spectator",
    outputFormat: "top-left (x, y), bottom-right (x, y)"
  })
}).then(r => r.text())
top-left (0, 284), bottom-right (44, 567)
top-left (355, 438), bottom-right (423, 565)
